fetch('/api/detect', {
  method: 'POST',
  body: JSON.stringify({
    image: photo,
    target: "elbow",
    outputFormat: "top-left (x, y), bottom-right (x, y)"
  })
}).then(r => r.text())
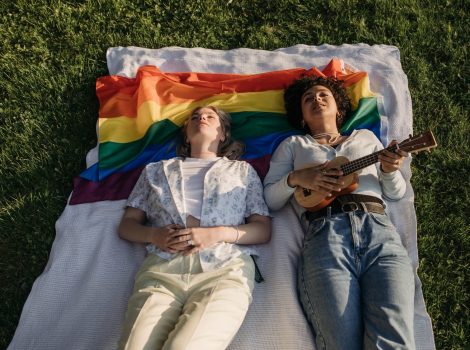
top-left (264, 191), bottom-right (289, 211)
top-left (264, 187), bottom-right (288, 211)
top-left (383, 188), bottom-right (406, 201)
top-left (264, 194), bottom-right (286, 212)
top-left (260, 218), bottom-right (272, 243)
top-left (267, 202), bottom-right (284, 212)
top-left (117, 219), bottom-right (130, 240)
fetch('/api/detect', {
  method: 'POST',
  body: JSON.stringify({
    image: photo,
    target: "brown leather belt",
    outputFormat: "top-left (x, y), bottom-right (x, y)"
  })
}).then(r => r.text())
top-left (305, 194), bottom-right (385, 221)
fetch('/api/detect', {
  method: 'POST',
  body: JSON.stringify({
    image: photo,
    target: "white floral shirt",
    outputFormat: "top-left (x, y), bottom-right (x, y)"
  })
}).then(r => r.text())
top-left (127, 157), bottom-right (270, 271)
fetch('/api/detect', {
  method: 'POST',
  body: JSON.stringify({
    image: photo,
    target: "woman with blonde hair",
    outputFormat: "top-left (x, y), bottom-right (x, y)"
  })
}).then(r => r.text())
top-left (118, 105), bottom-right (271, 350)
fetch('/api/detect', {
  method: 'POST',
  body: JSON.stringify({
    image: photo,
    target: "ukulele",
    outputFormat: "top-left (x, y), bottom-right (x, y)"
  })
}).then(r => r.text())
top-left (294, 130), bottom-right (437, 211)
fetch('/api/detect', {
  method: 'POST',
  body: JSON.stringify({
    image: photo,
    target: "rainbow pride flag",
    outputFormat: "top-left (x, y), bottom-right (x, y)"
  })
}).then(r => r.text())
top-left (70, 58), bottom-right (381, 204)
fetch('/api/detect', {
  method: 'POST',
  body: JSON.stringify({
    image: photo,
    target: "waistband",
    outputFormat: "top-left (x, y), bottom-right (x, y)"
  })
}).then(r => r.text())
top-left (305, 194), bottom-right (385, 221)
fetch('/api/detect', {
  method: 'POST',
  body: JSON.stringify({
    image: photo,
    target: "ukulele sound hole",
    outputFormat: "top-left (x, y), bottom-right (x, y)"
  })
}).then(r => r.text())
top-left (303, 188), bottom-right (311, 197)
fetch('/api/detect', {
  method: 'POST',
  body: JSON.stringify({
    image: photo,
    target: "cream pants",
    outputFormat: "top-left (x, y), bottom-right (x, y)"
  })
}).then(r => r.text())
top-left (119, 253), bottom-right (255, 350)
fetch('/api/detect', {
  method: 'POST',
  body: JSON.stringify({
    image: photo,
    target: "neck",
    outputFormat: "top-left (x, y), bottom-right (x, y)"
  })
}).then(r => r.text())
top-left (190, 151), bottom-right (219, 159)
top-left (311, 131), bottom-right (340, 138)
top-left (307, 119), bottom-right (338, 136)
top-left (309, 126), bottom-right (339, 137)
top-left (190, 142), bottom-right (219, 159)
top-left (308, 125), bottom-right (342, 145)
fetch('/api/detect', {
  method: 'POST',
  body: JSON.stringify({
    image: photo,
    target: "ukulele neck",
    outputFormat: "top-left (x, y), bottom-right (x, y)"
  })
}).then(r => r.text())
top-left (340, 145), bottom-right (397, 175)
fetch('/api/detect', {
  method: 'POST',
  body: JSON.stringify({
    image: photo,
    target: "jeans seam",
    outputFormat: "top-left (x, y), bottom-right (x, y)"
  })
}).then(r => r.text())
top-left (299, 258), bottom-right (325, 349)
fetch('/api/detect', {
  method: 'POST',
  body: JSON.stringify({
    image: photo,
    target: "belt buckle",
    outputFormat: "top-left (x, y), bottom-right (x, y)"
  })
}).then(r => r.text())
top-left (341, 202), bottom-right (359, 213)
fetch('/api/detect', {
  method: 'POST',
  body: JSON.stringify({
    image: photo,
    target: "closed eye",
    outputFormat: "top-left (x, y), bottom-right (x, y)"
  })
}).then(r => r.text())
top-left (303, 94), bottom-right (315, 102)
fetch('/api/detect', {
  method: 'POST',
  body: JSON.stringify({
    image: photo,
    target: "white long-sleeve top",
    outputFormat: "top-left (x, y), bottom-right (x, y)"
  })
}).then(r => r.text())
top-left (263, 129), bottom-right (406, 220)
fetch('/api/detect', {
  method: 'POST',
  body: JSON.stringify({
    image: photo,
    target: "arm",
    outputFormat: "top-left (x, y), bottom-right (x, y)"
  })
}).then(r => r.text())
top-left (377, 140), bottom-right (408, 200)
top-left (264, 138), bottom-right (343, 210)
top-left (206, 214), bottom-right (271, 245)
top-left (263, 138), bottom-right (297, 210)
top-left (118, 207), bottom-right (184, 253)
top-left (169, 214), bottom-right (271, 255)
top-left (233, 214), bottom-right (271, 244)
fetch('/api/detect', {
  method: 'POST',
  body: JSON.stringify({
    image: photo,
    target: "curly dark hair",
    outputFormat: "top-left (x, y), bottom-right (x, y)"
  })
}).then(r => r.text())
top-left (177, 105), bottom-right (244, 159)
top-left (284, 76), bottom-right (352, 132)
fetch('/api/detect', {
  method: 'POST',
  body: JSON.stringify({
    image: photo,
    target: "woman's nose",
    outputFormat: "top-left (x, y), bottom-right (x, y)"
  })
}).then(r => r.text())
top-left (198, 114), bottom-right (207, 120)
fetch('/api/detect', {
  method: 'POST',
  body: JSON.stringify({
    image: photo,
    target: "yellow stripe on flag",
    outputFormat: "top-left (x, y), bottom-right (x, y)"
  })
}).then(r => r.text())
top-left (99, 90), bottom-right (285, 143)
top-left (346, 75), bottom-right (375, 110)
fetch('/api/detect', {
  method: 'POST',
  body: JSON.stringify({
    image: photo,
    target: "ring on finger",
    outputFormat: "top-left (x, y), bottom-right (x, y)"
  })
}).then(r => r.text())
top-left (187, 239), bottom-right (194, 246)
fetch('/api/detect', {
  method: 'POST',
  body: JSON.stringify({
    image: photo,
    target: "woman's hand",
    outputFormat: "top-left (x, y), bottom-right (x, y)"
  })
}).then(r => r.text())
top-left (288, 162), bottom-right (344, 197)
top-left (167, 227), bottom-right (221, 255)
top-left (379, 140), bottom-right (408, 173)
top-left (149, 224), bottom-right (185, 253)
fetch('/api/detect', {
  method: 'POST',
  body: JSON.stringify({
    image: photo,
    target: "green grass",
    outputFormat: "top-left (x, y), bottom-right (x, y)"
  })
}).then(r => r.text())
top-left (1, 0), bottom-right (468, 349)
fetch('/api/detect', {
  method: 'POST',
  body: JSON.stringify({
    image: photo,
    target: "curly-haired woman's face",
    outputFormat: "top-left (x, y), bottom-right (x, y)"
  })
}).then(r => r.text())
top-left (301, 85), bottom-right (339, 129)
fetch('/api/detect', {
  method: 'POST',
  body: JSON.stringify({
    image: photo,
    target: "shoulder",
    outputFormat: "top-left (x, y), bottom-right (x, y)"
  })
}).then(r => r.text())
top-left (219, 158), bottom-right (250, 172)
top-left (143, 161), bottom-right (164, 172)
top-left (349, 129), bottom-right (382, 144)
top-left (271, 134), bottom-right (312, 160)
top-left (143, 157), bottom-right (181, 175)
top-left (280, 134), bottom-right (310, 146)
top-left (217, 159), bottom-right (260, 179)
top-left (275, 134), bottom-right (311, 152)
top-left (355, 129), bottom-right (376, 137)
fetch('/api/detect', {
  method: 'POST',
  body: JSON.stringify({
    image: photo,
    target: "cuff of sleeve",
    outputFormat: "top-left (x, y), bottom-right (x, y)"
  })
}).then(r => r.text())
top-left (380, 169), bottom-right (401, 180)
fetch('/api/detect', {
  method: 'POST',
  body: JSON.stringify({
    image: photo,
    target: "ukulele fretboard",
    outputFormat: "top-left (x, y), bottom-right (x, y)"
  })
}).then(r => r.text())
top-left (340, 145), bottom-right (397, 175)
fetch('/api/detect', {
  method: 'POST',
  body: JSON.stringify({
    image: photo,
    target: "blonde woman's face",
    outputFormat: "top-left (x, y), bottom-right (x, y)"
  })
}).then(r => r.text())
top-left (186, 107), bottom-right (225, 144)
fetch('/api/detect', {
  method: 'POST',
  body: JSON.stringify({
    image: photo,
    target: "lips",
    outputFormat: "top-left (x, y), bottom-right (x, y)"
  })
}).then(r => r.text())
top-left (312, 103), bottom-right (326, 112)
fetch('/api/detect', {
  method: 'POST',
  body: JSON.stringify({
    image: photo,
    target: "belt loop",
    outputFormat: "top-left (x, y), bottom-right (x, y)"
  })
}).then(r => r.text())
top-left (360, 202), bottom-right (368, 212)
top-left (327, 206), bottom-right (332, 218)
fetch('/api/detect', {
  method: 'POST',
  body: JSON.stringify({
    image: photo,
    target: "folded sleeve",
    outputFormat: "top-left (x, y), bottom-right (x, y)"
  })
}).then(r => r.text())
top-left (245, 164), bottom-right (270, 217)
top-left (126, 167), bottom-right (151, 213)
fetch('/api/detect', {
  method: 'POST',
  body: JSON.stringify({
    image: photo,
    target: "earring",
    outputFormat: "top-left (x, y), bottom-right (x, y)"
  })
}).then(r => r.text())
top-left (301, 120), bottom-right (305, 128)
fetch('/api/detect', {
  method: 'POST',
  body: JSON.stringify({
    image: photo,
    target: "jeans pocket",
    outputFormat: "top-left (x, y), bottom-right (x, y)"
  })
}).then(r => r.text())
top-left (369, 212), bottom-right (394, 228)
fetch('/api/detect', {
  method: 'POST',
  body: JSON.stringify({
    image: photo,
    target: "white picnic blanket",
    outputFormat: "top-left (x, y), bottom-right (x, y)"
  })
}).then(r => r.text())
top-left (8, 44), bottom-right (435, 350)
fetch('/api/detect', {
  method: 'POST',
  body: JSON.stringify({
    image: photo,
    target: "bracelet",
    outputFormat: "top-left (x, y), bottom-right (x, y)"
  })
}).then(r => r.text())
top-left (234, 225), bottom-right (240, 243)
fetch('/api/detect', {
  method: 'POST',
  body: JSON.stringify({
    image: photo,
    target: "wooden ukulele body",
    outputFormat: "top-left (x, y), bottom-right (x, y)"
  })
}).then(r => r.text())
top-left (294, 156), bottom-right (359, 211)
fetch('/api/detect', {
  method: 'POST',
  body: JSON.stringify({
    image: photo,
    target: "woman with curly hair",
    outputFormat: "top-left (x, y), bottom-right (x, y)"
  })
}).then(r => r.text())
top-left (118, 105), bottom-right (271, 350)
top-left (264, 76), bottom-right (415, 350)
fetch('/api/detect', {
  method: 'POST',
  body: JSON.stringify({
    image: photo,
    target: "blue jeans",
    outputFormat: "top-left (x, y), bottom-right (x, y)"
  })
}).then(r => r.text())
top-left (298, 211), bottom-right (415, 350)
